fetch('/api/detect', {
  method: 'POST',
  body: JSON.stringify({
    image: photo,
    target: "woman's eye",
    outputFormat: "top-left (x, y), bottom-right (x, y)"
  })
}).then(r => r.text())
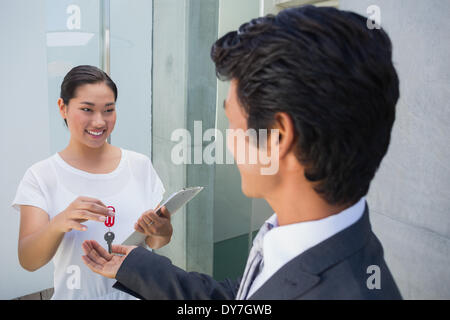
top-left (81, 108), bottom-right (92, 112)
top-left (105, 109), bottom-right (115, 113)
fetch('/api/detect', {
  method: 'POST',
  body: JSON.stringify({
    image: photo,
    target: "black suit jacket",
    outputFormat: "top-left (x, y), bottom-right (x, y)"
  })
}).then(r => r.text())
top-left (113, 204), bottom-right (402, 299)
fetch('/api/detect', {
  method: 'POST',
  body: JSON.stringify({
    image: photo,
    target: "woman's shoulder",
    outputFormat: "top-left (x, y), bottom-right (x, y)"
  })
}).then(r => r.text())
top-left (27, 154), bottom-right (58, 174)
top-left (121, 148), bottom-right (158, 178)
top-left (122, 148), bottom-right (152, 164)
top-left (20, 154), bottom-right (58, 186)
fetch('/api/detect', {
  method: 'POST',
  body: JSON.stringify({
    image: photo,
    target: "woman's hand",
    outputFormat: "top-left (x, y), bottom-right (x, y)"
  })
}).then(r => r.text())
top-left (134, 206), bottom-right (173, 249)
top-left (50, 196), bottom-right (113, 233)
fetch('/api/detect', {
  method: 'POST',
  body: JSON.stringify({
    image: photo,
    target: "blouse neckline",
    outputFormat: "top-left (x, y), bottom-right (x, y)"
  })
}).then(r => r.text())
top-left (54, 148), bottom-right (127, 179)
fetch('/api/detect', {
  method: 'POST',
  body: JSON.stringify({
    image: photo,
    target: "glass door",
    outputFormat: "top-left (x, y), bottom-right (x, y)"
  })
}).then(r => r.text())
top-left (45, 0), bottom-right (105, 153)
top-left (0, 0), bottom-right (153, 299)
top-left (45, 0), bottom-right (154, 156)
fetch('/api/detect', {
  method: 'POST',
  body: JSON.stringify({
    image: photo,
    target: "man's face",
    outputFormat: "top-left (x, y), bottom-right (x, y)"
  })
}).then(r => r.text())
top-left (224, 79), bottom-right (279, 198)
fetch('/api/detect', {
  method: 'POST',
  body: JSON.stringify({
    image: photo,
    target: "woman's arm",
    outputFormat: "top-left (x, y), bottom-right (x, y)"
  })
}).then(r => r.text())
top-left (18, 206), bottom-right (65, 271)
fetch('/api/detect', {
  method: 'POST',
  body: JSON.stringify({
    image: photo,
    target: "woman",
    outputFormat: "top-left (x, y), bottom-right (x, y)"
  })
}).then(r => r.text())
top-left (11, 65), bottom-right (172, 299)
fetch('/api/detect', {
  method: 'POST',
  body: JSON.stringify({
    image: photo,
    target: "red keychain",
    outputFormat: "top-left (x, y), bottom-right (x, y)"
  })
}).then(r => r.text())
top-left (104, 206), bottom-right (115, 253)
top-left (105, 206), bottom-right (115, 227)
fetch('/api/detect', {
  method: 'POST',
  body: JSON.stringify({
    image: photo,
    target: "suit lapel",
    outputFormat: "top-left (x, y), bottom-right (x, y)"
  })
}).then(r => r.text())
top-left (249, 203), bottom-right (372, 300)
top-left (249, 262), bottom-right (320, 300)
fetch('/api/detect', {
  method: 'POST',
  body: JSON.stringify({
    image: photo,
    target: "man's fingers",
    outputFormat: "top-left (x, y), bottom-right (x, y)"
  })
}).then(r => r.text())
top-left (82, 255), bottom-right (103, 273)
top-left (90, 240), bottom-right (113, 261)
top-left (81, 242), bottom-right (104, 271)
top-left (82, 239), bottom-right (93, 252)
top-left (82, 240), bottom-right (110, 264)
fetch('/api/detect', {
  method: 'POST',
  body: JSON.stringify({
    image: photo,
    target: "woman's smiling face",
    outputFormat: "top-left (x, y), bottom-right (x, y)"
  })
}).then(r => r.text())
top-left (58, 82), bottom-right (116, 149)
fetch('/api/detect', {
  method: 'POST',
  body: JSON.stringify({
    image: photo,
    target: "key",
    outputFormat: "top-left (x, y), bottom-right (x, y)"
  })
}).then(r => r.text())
top-left (104, 231), bottom-right (115, 254)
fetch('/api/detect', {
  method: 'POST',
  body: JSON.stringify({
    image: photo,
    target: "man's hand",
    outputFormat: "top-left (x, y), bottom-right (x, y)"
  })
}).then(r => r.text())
top-left (81, 240), bottom-right (136, 279)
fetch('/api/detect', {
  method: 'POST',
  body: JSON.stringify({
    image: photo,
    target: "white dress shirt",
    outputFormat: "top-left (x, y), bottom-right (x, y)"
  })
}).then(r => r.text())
top-left (247, 197), bottom-right (366, 298)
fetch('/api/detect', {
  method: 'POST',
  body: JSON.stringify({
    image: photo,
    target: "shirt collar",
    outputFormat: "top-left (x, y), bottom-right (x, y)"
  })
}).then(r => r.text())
top-left (260, 197), bottom-right (366, 280)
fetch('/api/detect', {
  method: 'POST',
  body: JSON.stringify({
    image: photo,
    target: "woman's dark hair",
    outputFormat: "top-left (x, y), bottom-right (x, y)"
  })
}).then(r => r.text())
top-left (60, 65), bottom-right (118, 126)
top-left (211, 5), bottom-right (400, 206)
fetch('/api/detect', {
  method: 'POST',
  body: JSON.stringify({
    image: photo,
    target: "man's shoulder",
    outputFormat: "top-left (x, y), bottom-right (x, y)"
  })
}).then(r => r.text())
top-left (256, 206), bottom-right (403, 299)
top-left (302, 230), bottom-right (402, 299)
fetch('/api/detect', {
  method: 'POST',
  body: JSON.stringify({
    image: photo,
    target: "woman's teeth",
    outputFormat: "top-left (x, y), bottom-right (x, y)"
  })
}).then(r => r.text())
top-left (87, 130), bottom-right (104, 136)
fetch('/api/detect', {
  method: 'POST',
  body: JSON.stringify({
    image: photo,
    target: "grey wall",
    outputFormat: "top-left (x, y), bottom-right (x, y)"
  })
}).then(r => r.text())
top-left (152, 0), bottom-right (218, 275)
top-left (151, 0), bottom-right (188, 269)
top-left (185, 0), bottom-right (219, 274)
top-left (340, 0), bottom-right (450, 299)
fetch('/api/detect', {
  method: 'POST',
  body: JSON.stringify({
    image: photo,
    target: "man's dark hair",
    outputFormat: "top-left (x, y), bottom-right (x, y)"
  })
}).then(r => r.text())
top-left (211, 5), bottom-right (399, 206)
top-left (60, 65), bottom-right (118, 126)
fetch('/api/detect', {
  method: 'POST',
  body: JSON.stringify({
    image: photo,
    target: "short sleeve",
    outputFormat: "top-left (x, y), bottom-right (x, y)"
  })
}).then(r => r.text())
top-left (11, 168), bottom-right (49, 214)
top-left (146, 160), bottom-right (165, 210)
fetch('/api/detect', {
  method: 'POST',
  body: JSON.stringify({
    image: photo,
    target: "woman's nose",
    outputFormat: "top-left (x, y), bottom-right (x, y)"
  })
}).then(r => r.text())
top-left (92, 112), bottom-right (106, 127)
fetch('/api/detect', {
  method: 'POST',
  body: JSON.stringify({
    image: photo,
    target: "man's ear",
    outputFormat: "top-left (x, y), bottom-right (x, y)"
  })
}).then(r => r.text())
top-left (272, 112), bottom-right (295, 159)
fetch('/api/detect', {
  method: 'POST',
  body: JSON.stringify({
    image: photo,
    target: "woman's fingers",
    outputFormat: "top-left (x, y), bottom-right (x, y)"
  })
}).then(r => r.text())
top-left (74, 197), bottom-right (114, 218)
top-left (134, 222), bottom-right (145, 233)
top-left (138, 218), bottom-right (152, 234)
top-left (71, 210), bottom-right (107, 223)
top-left (147, 209), bottom-right (168, 224)
top-left (143, 214), bottom-right (158, 226)
top-left (78, 196), bottom-right (107, 208)
top-left (70, 221), bottom-right (88, 232)
top-left (134, 208), bottom-right (172, 237)
top-left (159, 206), bottom-right (171, 219)
top-left (79, 202), bottom-right (113, 217)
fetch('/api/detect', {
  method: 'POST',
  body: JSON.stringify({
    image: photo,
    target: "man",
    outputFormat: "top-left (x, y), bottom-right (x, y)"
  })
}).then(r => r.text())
top-left (82, 5), bottom-right (402, 299)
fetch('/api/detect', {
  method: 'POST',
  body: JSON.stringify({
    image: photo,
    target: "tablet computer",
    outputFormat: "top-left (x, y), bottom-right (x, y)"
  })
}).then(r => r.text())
top-left (121, 186), bottom-right (204, 246)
